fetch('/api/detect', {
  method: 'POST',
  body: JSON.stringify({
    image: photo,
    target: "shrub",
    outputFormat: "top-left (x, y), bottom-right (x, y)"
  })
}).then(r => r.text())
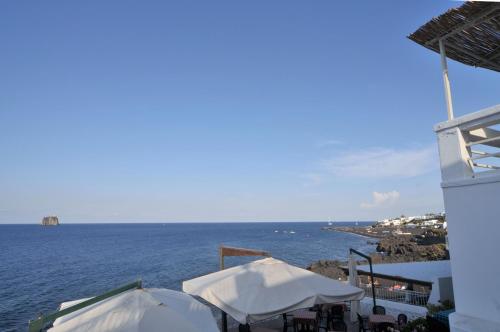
top-left (402, 317), bottom-right (429, 332)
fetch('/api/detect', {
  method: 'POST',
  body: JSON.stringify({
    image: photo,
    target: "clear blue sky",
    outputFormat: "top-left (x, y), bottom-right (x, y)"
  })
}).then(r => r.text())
top-left (1, 1), bottom-right (498, 223)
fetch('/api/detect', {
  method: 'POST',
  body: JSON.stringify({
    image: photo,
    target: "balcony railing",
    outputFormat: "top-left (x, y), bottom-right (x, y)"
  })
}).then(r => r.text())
top-left (435, 104), bottom-right (500, 182)
top-left (463, 123), bottom-right (500, 174)
top-left (359, 282), bottom-right (430, 307)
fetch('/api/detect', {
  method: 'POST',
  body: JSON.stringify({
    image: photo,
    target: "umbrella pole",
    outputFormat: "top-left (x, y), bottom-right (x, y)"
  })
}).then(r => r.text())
top-left (220, 247), bottom-right (228, 332)
top-left (218, 245), bottom-right (270, 332)
top-left (222, 312), bottom-right (228, 332)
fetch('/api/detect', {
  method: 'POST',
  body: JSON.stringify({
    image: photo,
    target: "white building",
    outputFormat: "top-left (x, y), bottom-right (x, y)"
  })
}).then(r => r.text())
top-left (409, 2), bottom-right (500, 332)
top-left (422, 219), bottom-right (438, 227)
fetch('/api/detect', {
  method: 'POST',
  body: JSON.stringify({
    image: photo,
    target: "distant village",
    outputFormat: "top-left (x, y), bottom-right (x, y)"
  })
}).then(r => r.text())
top-left (375, 212), bottom-right (447, 230)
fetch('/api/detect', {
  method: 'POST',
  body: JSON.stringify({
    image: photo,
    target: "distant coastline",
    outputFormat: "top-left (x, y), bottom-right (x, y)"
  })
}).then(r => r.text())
top-left (309, 216), bottom-right (448, 278)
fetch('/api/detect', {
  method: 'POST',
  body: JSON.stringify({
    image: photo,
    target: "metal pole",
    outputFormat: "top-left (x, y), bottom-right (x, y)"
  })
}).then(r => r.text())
top-left (439, 39), bottom-right (454, 120)
top-left (368, 258), bottom-right (376, 310)
top-left (219, 246), bottom-right (228, 332)
top-left (349, 249), bottom-right (376, 309)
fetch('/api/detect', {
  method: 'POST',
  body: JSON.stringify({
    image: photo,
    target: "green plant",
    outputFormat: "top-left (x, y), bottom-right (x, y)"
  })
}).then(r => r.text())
top-left (402, 317), bottom-right (429, 332)
top-left (426, 300), bottom-right (455, 315)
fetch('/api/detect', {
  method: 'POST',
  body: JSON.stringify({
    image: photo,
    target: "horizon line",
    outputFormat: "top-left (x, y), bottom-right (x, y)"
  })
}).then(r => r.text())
top-left (0, 220), bottom-right (376, 225)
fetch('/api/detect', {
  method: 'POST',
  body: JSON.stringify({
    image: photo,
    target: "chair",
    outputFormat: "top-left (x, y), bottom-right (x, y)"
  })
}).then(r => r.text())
top-left (283, 313), bottom-right (294, 331)
top-left (357, 313), bottom-right (369, 332)
top-left (330, 304), bottom-right (344, 321)
top-left (397, 313), bottom-right (407, 328)
top-left (426, 316), bottom-right (448, 332)
top-left (375, 322), bottom-right (394, 332)
top-left (239, 324), bottom-right (251, 332)
top-left (372, 306), bottom-right (386, 315)
top-left (293, 311), bottom-right (319, 332)
top-left (330, 320), bottom-right (347, 332)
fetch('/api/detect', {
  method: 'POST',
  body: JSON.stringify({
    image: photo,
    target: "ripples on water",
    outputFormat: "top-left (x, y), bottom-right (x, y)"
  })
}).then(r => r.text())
top-left (0, 222), bottom-right (374, 331)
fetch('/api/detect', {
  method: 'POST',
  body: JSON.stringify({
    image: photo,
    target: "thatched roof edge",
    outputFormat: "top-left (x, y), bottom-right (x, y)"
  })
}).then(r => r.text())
top-left (408, 2), bottom-right (500, 72)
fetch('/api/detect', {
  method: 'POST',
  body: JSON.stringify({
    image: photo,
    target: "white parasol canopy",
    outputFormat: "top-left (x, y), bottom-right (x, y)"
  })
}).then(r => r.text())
top-left (48, 288), bottom-right (219, 332)
top-left (183, 257), bottom-right (364, 324)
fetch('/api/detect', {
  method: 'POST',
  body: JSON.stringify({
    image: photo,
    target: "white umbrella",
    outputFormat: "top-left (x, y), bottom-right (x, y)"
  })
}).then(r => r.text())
top-left (48, 288), bottom-right (219, 332)
top-left (183, 257), bottom-right (364, 324)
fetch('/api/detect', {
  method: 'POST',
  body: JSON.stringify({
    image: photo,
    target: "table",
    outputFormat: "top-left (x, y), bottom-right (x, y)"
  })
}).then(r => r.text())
top-left (293, 310), bottom-right (318, 331)
top-left (368, 314), bottom-right (396, 330)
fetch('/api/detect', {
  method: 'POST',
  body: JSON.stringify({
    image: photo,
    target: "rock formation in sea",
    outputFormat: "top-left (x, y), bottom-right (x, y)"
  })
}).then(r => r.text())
top-left (41, 216), bottom-right (59, 226)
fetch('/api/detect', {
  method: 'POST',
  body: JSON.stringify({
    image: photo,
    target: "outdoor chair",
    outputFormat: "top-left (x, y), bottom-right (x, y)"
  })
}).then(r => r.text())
top-left (283, 313), bottom-right (295, 331)
top-left (239, 323), bottom-right (251, 332)
top-left (293, 315), bottom-right (319, 332)
top-left (357, 313), bottom-right (370, 332)
top-left (330, 304), bottom-right (344, 321)
top-left (372, 305), bottom-right (386, 315)
top-left (397, 314), bottom-right (407, 328)
top-left (426, 316), bottom-right (449, 332)
top-left (329, 320), bottom-right (347, 332)
top-left (374, 322), bottom-right (394, 332)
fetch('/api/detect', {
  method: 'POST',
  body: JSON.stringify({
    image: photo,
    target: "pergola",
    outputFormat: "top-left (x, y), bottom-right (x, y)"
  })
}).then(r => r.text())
top-left (408, 2), bottom-right (500, 120)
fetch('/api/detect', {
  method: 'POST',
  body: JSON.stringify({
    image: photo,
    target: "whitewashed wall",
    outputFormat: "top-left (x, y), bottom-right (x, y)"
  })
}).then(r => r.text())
top-left (435, 106), bottom-right (500, 332)
top-left (442, 177), bottom-right (500, 332)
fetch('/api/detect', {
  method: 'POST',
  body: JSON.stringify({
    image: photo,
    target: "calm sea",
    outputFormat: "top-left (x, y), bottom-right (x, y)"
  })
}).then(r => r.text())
top-left (0, 222), bottom-right (374, 332)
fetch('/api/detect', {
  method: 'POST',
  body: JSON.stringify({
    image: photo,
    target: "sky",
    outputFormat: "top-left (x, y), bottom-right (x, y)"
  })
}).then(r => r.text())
top-left (1, 1), bottom-right (499, 223)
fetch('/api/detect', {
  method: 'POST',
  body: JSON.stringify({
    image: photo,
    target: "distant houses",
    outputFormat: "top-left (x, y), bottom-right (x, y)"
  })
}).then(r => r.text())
top-left (376, 213), bottom-right (445, 229)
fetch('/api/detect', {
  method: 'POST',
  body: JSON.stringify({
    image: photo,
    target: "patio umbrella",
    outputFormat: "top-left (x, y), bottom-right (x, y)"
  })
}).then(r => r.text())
top-left (48, 288), bottom-right (219, 332)
top-left (183, 257), bottom-right (364, 324)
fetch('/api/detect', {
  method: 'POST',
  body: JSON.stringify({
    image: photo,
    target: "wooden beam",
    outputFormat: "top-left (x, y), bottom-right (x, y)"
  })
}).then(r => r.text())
top-left (219, 246), bottom-right (270, 259)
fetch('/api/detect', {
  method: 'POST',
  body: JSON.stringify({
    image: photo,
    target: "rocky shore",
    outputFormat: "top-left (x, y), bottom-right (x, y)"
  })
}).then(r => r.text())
top-left (308, 225), bottom-right (448, 279)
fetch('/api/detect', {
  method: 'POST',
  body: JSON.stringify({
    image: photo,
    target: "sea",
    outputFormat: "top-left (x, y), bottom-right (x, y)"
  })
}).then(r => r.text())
top-left (0, 222), bottom-right (374, 332)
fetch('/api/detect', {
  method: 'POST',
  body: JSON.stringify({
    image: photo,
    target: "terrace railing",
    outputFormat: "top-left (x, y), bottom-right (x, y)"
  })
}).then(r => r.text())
top-left (359, 282), bottom-right (430, 307)
top-left (435, 105), bottom-right (500, 183)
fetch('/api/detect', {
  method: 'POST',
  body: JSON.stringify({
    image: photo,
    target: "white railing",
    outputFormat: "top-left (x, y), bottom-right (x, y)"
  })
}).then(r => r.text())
top-left (463, 124), bottom-right (500, 174)
top-left (435, 104), bottom-right (500, 182)
top-left (359, 283), bottom-right (430, 307)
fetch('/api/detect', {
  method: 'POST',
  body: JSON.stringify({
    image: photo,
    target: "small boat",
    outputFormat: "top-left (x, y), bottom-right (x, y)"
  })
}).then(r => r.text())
top-left (328, 222), bottom-right (333, 226)
top-left (289, 231), bottom-right (296, 234)
top-left (274, 230), bottom-right (279, 233)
